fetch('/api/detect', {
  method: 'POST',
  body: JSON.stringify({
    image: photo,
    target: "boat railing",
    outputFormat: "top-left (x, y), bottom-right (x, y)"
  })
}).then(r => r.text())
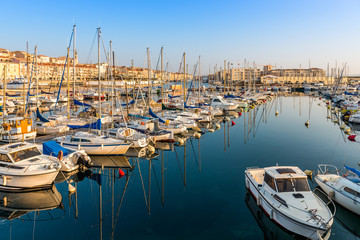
top-left (313, 187), bottom-right (336, 225)
top-left (21, 161), bottom-right (59, 173)
top-left (317, 164), bottom-right (340, 175)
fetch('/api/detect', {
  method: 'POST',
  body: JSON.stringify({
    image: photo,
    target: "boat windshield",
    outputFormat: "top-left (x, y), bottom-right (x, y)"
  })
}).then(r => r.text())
top-left (275, 178), bottom-right (310, 192)
top-left (10, 147), bottom-right (42, 162)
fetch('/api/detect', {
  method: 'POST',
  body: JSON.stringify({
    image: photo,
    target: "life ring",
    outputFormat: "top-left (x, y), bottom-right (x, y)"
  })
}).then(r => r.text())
top-left (57, 150), bottom-right (63, 161)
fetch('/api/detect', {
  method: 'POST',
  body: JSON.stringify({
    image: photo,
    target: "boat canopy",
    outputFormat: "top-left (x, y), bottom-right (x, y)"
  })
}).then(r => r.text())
top-left (36, 108), bottom-right (49, 122)
top-left (74, 99), bottom-right (92, 107)
top-left (345, 165), bottom-right (360, 178)
top-left (43, 140), bottom-right (70, 157)
top-left (68, 119), bottom-right (102, 130)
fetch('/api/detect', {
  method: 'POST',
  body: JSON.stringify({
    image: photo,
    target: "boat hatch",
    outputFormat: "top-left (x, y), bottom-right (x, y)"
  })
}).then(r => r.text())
top-left (293, 193), bottom-right (304, 198)
top-left (276, 168), bottom-right (296, 174)
top-left (7, 143), bottom-right (26, 149)
top-left (9, 147), bottom-right (42, 162)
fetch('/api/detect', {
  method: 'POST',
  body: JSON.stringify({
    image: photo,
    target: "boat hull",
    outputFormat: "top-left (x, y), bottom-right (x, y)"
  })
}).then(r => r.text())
top-left (60, 142), bottom-right (131, 155)
top-left (315, 175), bottom-right (360, 215)
top-left (0, 170), bottom-right (59, 191)
top-left (245, 173), bottom-right (331, 240)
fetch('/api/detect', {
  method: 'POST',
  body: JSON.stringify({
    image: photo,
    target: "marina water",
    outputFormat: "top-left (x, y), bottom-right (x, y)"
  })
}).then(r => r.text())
top-left (0, 94), bottom-right (359, 240)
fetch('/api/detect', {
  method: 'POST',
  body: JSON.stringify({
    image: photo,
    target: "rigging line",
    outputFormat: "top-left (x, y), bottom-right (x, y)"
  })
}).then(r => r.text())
top-left (151, 161), bottom-right (162, 196)
top-left (100, 34), bottom-right (109, 64)
top-left (137, 159), bottom-right (148, 209)
top-left (155, 48), bottom-right (161, 71)
top-left (174, 147), bottom-right (184, 181)
top-left (255, 104), bottom-right (266, 134)
top-left (189, 138), bottom-right (199, 167)
top-left (110, 172), bottom-right (131, 240)
top-left (85, 29), bottom-right (98, 64)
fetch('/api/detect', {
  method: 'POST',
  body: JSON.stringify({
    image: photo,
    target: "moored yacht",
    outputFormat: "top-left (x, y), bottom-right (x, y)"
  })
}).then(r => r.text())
top-left (55, 131), bottom-right (132, 155)
top-left (245, 166), bottom-right (334, 240)
top-left (315, 164), bottom-right (360, 215)
top-left (0, 142), bottom-right (60, 190)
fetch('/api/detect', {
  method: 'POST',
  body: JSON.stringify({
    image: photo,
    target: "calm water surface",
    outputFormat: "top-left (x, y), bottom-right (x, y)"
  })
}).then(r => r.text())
top-left (1, 95), bottom-right (359, 240)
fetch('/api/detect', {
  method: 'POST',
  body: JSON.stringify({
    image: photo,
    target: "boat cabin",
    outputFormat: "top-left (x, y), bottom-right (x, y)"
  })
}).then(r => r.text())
top-left (252, 166), bottom-right (311, 193)
top-left (0, 142), bottom-right (42, 164)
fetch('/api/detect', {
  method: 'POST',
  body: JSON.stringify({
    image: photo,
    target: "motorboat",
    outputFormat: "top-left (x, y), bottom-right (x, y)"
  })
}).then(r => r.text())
top-left (210, 96), bottom-right (239, 111)
top-left (35, 121), bottom-right (69, 135)
top-left (104, 127), bottom-right (150, 148)
top-left (0, 117), bottom-right (37, 142)
top-left (315, 164), bottom-right (360, 215)
top-left (41, 140), bottom-right (92, 172)
top-left (124, 120), bottom-right (174, 142)
top-left (55, 131), bottom-right (132, 155)
top-left (245, 166), bottom-right (334, 240)
top-left (0, 142), bottom-right (60, 190)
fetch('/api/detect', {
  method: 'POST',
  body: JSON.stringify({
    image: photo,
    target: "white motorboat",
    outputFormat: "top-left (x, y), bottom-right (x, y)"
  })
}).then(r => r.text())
top-left (55, 131), bottom-right (132, 155)
top-left (104, 128), bottom-right (150, 148)
top-left (245, 166), bottom-right (334, 240)
top-left (210, 96), bottom-right (239, 111)
top-left (315, 164), bottom-right (360, 215)
top-left (41, 140), bottom-right (92, 172)
top-left (0, 142), bottom-right (60, 190)
top-left (124, 120), bottom-right (175, 142)
top-left (35, 121), bottom-right (69, 135)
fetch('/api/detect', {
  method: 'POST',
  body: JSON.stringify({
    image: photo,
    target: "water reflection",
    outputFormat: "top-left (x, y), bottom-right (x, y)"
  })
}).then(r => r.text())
top-left (0, 185), bottom-right (63, 221)
top-left (334, 202), bottom-right (360, 238)
top-left (245, 190), bottom-right (306, 240)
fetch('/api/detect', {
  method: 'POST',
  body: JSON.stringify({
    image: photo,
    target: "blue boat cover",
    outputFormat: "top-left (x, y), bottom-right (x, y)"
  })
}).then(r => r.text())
top-left (36, 108), bottom-right (49, 122)
top-left (345, 165), bottom-right (360, 178)
top-left (345, 91), bottom-right (358, 96)
top-left (168, 94), bottom-right (181, 99)
top-left (74, 99), bottom-right (92, 107)
top-left (43, 140), bottom-right (70, 157)
top-left (121, 100), bottom-right (135, 106)
top-left (184, 103), bottom-right (200, 109)
top-left (68, 118), bottom-right (102, 130)
top-left (149, 108), bottom-right (165, 123)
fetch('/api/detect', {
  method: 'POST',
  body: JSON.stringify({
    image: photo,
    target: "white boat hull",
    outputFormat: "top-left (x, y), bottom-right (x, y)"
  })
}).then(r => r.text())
top-left (0, 170), bottom-right (59, 190)
top-left (245, 174), bottom-right (331, 240)
top-left (60, 142), bottom-right (131, 155)
top-left (315, 175), bottom-right (360, 215)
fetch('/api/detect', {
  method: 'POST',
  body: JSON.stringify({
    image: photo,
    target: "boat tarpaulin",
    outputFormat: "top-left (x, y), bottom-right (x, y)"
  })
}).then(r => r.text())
top-left (68, 119), bottom-right (102, 130)
top-left (149, 108), bottom-right (165, 123)
top-left (120, 100), bottom-right (135, 106)
top-left (345, 165), bottom-right (360, 178)
top-left (74, 99), bottom-right (92, 107)
top-left (43, 140), bottom-right (70, 157)
top-left (36, 108), bottom-right (49, 122)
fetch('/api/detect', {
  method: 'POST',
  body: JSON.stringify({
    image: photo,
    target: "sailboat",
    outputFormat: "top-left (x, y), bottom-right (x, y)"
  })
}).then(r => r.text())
top-left (56, 27), bottom-right (132, 156)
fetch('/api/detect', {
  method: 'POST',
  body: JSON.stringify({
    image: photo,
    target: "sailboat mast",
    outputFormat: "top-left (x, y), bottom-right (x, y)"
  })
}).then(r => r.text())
top-left (73, 25), bottom-right (76, 99)
top-left (183, 52), bottom-right (186, 109)
top-left (198, 56), bottom-right (201, 105)
top-left (3, 65), bottom-right (6, 122)
top-left (24, 42), bottom-right (28, 113)
top-left (67, 47), bottom-right (70, 118)
top-left (223, 60), bottom-right (226, 95)
top-left (35, 46), bottom-right (38, 107)
top-left (97, 27), bottom-right (101, 120)
top-left (147, 47), bottom-right (151, 107)
top-left (160, 47), bottom-right (163, 116)
top-left (109, 40), bottom-right (113, 118)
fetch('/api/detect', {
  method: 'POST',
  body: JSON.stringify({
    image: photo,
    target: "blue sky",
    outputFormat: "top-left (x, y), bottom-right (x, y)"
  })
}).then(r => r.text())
top-left (2, 0), bottom-right (360, 73)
